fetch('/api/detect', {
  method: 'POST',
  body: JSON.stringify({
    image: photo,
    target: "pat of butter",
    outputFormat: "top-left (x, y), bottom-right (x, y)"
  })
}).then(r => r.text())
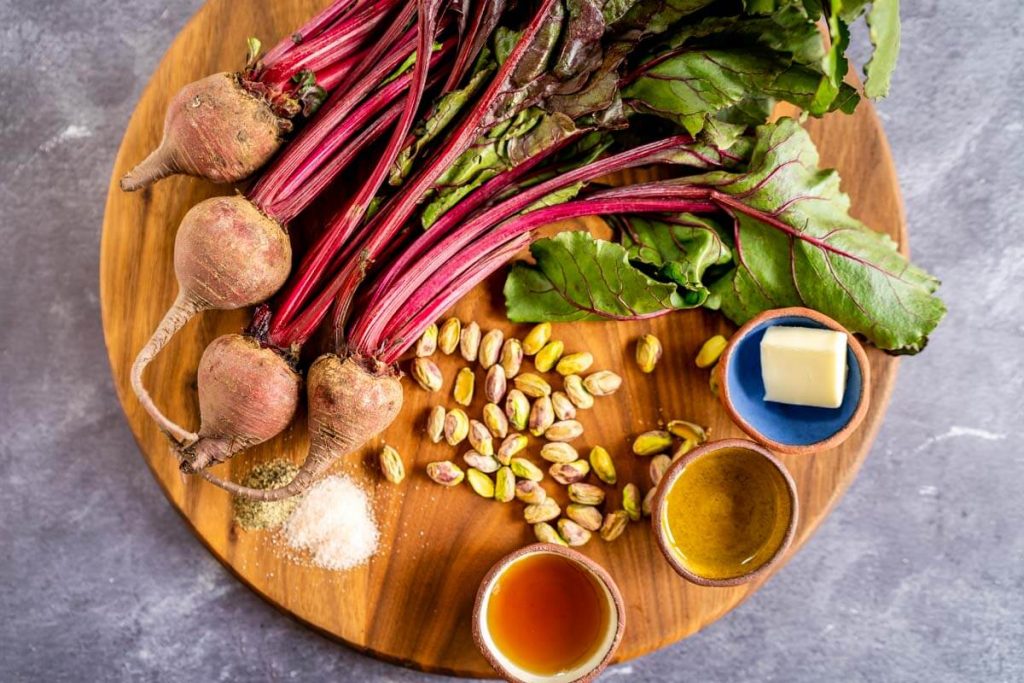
top-left (760, 326), bottom-right (847, 409)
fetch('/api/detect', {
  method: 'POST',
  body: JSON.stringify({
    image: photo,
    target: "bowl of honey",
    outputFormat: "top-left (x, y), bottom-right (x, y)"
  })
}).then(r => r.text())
top-left (473, 543), bottom-right (625, 683)
top-left (652, 439), bottom-right (798, 587)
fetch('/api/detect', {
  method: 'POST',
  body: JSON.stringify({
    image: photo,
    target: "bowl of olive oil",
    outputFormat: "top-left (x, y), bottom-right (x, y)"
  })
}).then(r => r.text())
top-left (473, 544), bottom-right (625, 682)
top-left (652, 439), bottom-right (798, 587)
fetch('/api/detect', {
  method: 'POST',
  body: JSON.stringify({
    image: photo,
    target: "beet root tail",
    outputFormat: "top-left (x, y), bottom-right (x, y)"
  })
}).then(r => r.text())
top-left (178, 334), bottom-right (301, 472)
top-left (119, 73), bottom-right (286, 191)
top-left (198, 354), bottom-right (402, 501)
top-left (130, 292), bottom-right (204, 445)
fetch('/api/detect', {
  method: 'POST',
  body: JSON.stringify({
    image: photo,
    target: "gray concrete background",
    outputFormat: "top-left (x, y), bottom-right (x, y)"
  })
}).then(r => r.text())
top-left (1, 1), bottom-right (1021, 681)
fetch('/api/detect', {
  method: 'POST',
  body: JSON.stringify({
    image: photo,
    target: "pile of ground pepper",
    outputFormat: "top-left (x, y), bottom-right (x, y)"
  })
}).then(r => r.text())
top-left (232, 459), bottom-right (301, 530)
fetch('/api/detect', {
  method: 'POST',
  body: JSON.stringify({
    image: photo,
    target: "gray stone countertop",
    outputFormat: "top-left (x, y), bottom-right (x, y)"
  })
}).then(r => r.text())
top-left (1, 1), bottom-right (1021, 681)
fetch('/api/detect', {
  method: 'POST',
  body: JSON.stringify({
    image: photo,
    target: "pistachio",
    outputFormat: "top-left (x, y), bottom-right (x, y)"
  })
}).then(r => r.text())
top-left (443, 408), bottom-right (469, 445)
top-left (533, 340), bottom-right (564, 373)
top-left (494, 466), bottom-right (515, 503)
top-left (510, 457), bottom-right (544, 482)
top-left (528, 396), bottom-right (554, 436)
top-left (497, 433), bottom-right (528, 465)
top-left (667, 419), bottom-right (708, 444)
top-left (563, 374), bottom-right (595, 409)
top-left (415, 323), bottom-right (438, 357)
top-left (426, 406), bottom-right (446, 443)
top-left (524, 497), bottom-right (561, 524)
top-left (467, 468), bottom-right (495, 498)
top-left (568, 482), bottom-right (605, 505)
top-left (622, 483), bottom-right (641, 521)
top-left (545, 419), bottom-right (583, 442)
top-left (468, 419), bottom-right (494, 457)
top-left (557, 518), bottom-right (592, 547)
top-left (649, 454), bottom-right (671, 485)
top-left (551, 391), bottom-right (576, 420)
top-left (411, 357), bottom-right (443, 392)
top-left (514, 372), bottom-right (551, 398)
top-left (426, 461), bottom-right (464, 486)
top-left (484, 364), bottom-right (507, 403)
top-left (505, 389), bottom-right (530, 431)
top-left (550, 460), bottom-right (590, 485)
top-left (632, 430), bottom-right (672, 456)
top-left (583, 370), bottom-right (622, 397)
top-left (463, 450), bottom-right (500, 474)
top-left (635, 334), bottom-right (663, 373)
top-left (696, 334), bottom-right (728, 368)
top-left (589, 446), bottom-right (617, 485)
top-left (708, 364), bottom-right (721, 397)
top-left (379, 444), bottom-right (405, 484)
top-left (566, 504), bottom-right (603, 532)
top-left (555, 352), bottom-right (593, 376)
top-left (483, 403), bottom-right (509, 439)
top-left (479, 329), bottom-right (504, 369)
top-left (642, 488), bottom-right (656, 517)
top-left (672, 438), bottom-right (697, 461)
top-left (600, 510), bottom-right (628, 541)
top-left (515, 480), bottom-right (548, 505)
top-left (540, 442), bottom-right (579, 464)
top-left (534, 522), bottom-right (568, 546)
top-left (500, 338), bottom-right (523, 377)
top-left (522, 322), bottom-right (551, 356)
top-left (453, 367), bottom-right (475, 406)
top-left (438, 317), bottom-right (461, 354)
top-left (460, 321), bottom-right (481, 362)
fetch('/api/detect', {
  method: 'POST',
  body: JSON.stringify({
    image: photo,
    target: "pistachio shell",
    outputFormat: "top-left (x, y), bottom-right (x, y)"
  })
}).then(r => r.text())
top-left (551, 391), bottom-right (577, 420)
top-left (622, 483), bottom-right (641, 521)
top-left (494, 466), bottom-right (515, 503)
top-left (500, 338), bottom-right (523, 377)
top-left (479, 329), bottom-right (504, 369)
top-left (545, 419), bottom-right (584, 442)
top-left (467, 468), bottom-right (495, 498)
top-left (438, 317), bottom-right (461, 354)
top-left (522, 323), bottom-right (551, 356)
top-left (415, 323), bottom-right (438, 357)
top-left (528, 396), bottom-right (554, 436)
top-left (426, 461), bottom-right (464, 486)
top-left (515, 480), bottom-right (548, 505)
top-left (534, 522), bottom-right (567, 546)
top-left (510, 457), bottom-right (544, 482)
top-left (540, 442), bottom-right (579, 464)
top-left (557, 518), bottom-right (592, 547)
top-left (635, 334), bottom-right (663, 373)
top-left (555, 352), bottom-right (593, 376)
top-left (583, 370), bottom-right (622, 396)
top-left (568, 482), bottom-right (605, 505)
top-left (468, 419), bottom-right (494, 457)
top-left (563, 374), bottom-right (595, 409)
top-left (426, 406), bottom-right (446, 443)
top-left (524, 497), bottom-right (561, 523)
top-left (463, 450), bottom-right (500, 474)
top-left (550, 460), bottom-right (590, 485)
top-left (505, 389), bottom-right (529, 431)
top-left (514, 372), bottom-right (552, 398)
top-left (483, 403), bottom-right (509, 439)
top-left (497, 433), bottom-right (528, 465)
top-left (533, 340), bottom-right (564, 373)
top-left (566, 504), bottom-right (603, 532)
top-left (411, 357), bottom-right (443, 392)
top-left (632, 430), bottom-right (672, 456)
top-left (443, 409), bottom-right (469, 445)
top-left (460, 321), bottom-right (481, 362)
top-left (484, 364), bottom-right (507, 403)
top-left (379, 444), bottom-right (404, 484)
top-left (600, 510), bottom-right (629, 541)
top-left (589, 446), bottom-right (617, 485)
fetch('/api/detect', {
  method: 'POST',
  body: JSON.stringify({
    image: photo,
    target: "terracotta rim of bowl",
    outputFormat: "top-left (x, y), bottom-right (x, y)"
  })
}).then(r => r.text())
top-left (472, 543), bottom-right (626, 683)
top-left (651, 438), bottom-right (799, 588)
top-left (716, 306), bottom-right (872, 456)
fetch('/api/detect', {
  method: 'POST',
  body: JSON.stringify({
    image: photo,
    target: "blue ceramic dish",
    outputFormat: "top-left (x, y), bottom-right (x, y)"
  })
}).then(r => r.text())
top-left (716, 307), bottom-right (871, 455)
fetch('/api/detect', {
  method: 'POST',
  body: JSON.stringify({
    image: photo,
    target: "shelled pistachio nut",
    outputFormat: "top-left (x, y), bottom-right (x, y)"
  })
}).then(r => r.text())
top-left (468, 419), bottom-right (494, 457)
top-left (563, 374), bottom-right (595, 409)
top-left (483, 403), bottom-right (509, 439)
top-left (444, 408), bottom-right (469, 445)
top-left (379, 444), bottom-right (405, 484)
top-left (555, 352), bottom-right (593, 376)
top-left (426, 406), bottom-right (446, 443)
top-left (568, 482), bottom-right (605, 505)
top-left (510, 457), bottom-right (544, 482)
top-left (415, 323), bottom-right (438, 358)
top-left (515, 479), bottom-right (547, 505)
top-left (438, 317), bottom-right (461, 355)
top-left (551, 391), bottom-right (576, 421)
top-left (566, 504), bottom-right (603, 532)
top-left (412, 357), bottom-right (443, 392)
top-left (622, 483), bottom-right (641, 521)
top-left (635, 334), bottom-right (663, 373)
top-left (649, 454), bottom-right (671, 485)
top-left (545, 420), bottom-right (583, 442)
top-left (557, 518), bottom-right (592, 547)
top-left (484, 364), bottom-right (507, 403)
top-left (632, 430), bottom-right (672, 456)
top-left (540, 442), bottom-right (579, 464)
top-left (467, 468), bottom-right (495, 498)
top-left (696, 334), bottom-right (728, 368)
top-left (583, 370), bottom-right (622, 397)
top-left (600, 510), bottom-right (628, 541)
top-left (500, 338), bottom-right (523, 377)
top-left (589, 446), bottom-right (617, 485)
top-left (426, 461), bottom-right (464, 487)
top-left (460, 321), bottom-right (481, 362)
top-left (533, 340), bottom-right (564, 373)
top-left (453, 367), bottom-right (475, 406)
top-left (494, 466), bottom-right (515, 503)
top-left (522, 323), bottom-right (551, 356)
top-left (534, 522), bottom-right (567, 546)
top-left (505, 389), bottom-right (529, 431)
top-left (528, 396), bottom-right (554, 436)
top-left (524, 497), bottom-right (561, 524)
top-left (479, 329), bottom-right (504, 369)
top-left (514, 372), bottom-right (551, 398)
top-left (497, 433), bottom-right (528, 465)
top-left (667, 419), bottom-right (708, 444)
top-left (550, 460), bottom-right (590, 485)
top-left (463, 450), bottom-right (500, 474)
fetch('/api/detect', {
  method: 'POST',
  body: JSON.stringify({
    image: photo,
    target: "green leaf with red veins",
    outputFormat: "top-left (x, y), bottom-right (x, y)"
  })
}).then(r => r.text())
top-left (697, 119), bottom-right (944, 353)
top-left (504, 230), bottom-right (688, 322)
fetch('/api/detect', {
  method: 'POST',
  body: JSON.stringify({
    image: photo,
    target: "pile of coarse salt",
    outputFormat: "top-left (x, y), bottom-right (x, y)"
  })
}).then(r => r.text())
top-left (283, 475), bottom-right (379, 571)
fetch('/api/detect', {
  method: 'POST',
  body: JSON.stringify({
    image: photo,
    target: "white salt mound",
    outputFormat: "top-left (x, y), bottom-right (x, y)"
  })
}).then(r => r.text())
top-left (283, 475), bottom-right (379, 571)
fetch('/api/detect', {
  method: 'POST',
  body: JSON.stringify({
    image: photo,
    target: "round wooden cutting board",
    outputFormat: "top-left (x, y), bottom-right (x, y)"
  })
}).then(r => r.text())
top-left (101, 1), bottom-right (905, 676)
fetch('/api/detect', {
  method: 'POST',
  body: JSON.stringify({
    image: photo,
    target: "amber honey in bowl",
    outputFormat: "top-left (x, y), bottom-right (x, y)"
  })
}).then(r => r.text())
top-left (658, 442), bottom-right (797, 584)
top-left (477, 548), bottom-right (620, 683)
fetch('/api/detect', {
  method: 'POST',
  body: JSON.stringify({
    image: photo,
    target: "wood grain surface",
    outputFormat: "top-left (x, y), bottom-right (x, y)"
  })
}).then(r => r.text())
top-left (100, 1), bottom-right (906, 676)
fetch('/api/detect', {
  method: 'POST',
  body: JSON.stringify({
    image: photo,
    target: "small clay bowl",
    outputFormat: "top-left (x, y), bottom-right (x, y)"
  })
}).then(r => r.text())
top-left (652, 439), bottom-right (799, 587)
top-left (472, 543), bottom-right (625, 683)
top-left (716, 307), bottom-right (871, 455)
